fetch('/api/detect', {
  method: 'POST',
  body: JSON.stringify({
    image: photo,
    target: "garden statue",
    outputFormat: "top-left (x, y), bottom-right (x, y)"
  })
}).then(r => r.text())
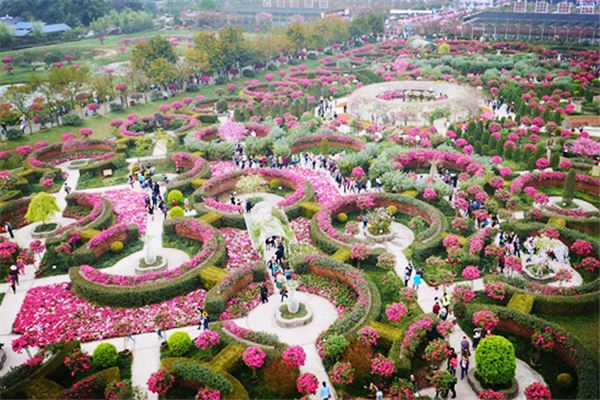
top-left (286, 280), bottom-right (299, 314)
top-left (143, 232), bottom-right (156, 265)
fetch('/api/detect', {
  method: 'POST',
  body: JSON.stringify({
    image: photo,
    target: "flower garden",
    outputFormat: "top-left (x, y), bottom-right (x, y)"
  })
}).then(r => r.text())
top-left (0, 17), bottom-right (599, 400)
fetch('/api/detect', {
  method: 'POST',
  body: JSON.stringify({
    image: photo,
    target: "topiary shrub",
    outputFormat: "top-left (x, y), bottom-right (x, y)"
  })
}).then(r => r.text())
top-left (556, 372), bottom-right (574, 388)
top-left (386, 205), bottom-right (398, 215)
top-left (109, 103), bottom-right (123, 112)
top-left (169, 206), bottom-right (185, 219)
top-left (507, 293), bottom-right (534, 314)
top-left (269, 179), bottom-right (281, 190)
top-left (92, 343), bottom-right (118, 369)
top-left (337, 212), bottom-right (348, 223)
top-left (322, 335), bottom-right (348, 361)
top-left (61, 114), bottom-right (83, 127)
top-left (167, 331), bottom-right (192, 356)
top-left (110, 241), bottom-right (124, 253)
top-left (81, 228), bottom-right (100, 242)
top-left (215, 99), bottom-right (228, 113)
top-left (167, 190), bottom-right (184, 206)
top-left (475, 335), bottom-right (516, 386)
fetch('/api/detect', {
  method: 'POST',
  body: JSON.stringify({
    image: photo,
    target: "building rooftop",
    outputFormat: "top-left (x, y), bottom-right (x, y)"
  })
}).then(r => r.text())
top-left (465, 11), bottom-right (600, 25)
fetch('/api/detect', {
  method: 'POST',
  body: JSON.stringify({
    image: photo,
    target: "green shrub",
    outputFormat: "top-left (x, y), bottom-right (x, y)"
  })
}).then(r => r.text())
top-left (110, 241), bottom-right (124, 253)
top-left (475, 335), bottom-right (516, 386)
top-left (556, 372), bottom-right (574, 388)
top-left (167, 331), bottom-right (192, 356)
top-left (268, 178), bottom-right (281, 190)
top-left (4, 127), bottom-right (23, 140)
top-left (322, 335), bottom-right (348, 361)
top-left (92, 343), bottom-right (118, 369)
top-left (171, 361), bottom-right (233, 393)
top-left (242, 69), bottom-right (255, 78)
top-left (215, 99), bottom-right (228, 113)
top-left (169, 206), bottom-right (185, 219)
top-left (386, 205), bottom-right (398, 215)
top-left (167, 190), bottom-right (184, 205)
top-left (81, 228), bottom-right (101, 242)
top-left (109, 103), bottom-right (124, 112)
top-left (337, 212), bottom-right (348, 223)
top-left (61, 114), bottom-right (83, 127)
top-left (507, 293), bottom-right (534, 314)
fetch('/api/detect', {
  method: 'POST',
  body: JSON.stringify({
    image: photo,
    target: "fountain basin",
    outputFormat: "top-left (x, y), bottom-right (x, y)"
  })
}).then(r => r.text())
top-left (275, 302), bottom-right (313, 328)
top-left (135, 255), bottom-right (168, 275)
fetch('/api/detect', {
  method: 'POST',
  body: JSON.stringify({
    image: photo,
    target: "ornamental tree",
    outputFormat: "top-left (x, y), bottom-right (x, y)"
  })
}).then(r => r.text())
top-left (562, 169), bottom-right (576, 206)
top-left (25, 192), bottom-right (60, 229)
top-left (475, 335), bottom-right (516, 386)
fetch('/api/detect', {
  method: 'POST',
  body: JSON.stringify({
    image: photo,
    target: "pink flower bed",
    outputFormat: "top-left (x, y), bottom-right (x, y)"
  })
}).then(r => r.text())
top-left (290, 217), bottom-right (312, 245)
top-left (100, 189), bottom-right (147, 235)
top-left (294, 168), bottom-right (341, 207)
top-left (220, 228), bottom-right (261, 270)
top-left (209, 161), bottom-right (235, 178)
top-left (395, 150), bottom-right (486, 176)
top-left (12, 283), bottom-right (207, 347)
top-left (120, 114), bottom-right (197, 137)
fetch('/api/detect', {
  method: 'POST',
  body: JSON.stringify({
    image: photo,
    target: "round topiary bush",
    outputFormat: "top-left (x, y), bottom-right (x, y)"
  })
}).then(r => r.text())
top-left (386, 205), bottom-right (398, 215)
top-left (475, 335), bottom-right (516, 387)
top-left (110, 241), bottom-right (124, 253)
top-left (93, 342), bottom-right (118, 368)
top-left (169, 206), bottom-right (185, 219)
top-left (167, 331), bottom-right (192, 356)
top-left (269, 179), bottom-right (281, 190)
top-left (556, 372), bottom-right (574, 388)
top-left (322, 335), bottom-right (348, 360)
top-left (167, 190), bottom-right (184, 205)
top-left (337, 213), bottom-right (348, 223)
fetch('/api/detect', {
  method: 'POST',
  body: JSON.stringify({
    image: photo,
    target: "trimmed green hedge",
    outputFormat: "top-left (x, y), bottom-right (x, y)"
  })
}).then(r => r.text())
top-left (171, 360), bottom-right (233, 393)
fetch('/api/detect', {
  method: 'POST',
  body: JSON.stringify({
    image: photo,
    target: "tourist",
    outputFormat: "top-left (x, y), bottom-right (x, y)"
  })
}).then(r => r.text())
top-left (460, 354), bottom-right (470, 380)
top-left (441, 292), bottom-right (451, 311)
top-left (369, 383), bottom-right (383, 400)
top-left (125, 333), bottom-right (136, 349)
top-left (279, 284), bottom-right (288, 302)
top-left (460, 336), bottom-right (470, 354)
top-left (412, 272), bottom-right (421, 290)
top-left (284, 266), bottom-right (292, 280)
top-left (275, 241), bottom-right (285, 262)
top-left (404, 263), bottom-right (413, 286)
top-left (128, 174), bottom-right (134, 189)
top-left (260, 282), bottom-right (269, 304)
top-left (9, 265), bottom-right (19, 285)
top-left (147, 203), bottom-right (154, 221)
top-left (7, 274), bottom-right (16, 294)
top-left (156, 328), bottom-right (164, 341)
top-left (276, 271), bottom-right (286, 289)
top-left (159, 200), bottom-right (168, 219)
top-left (4, 221), bottom-right (13, 239)
top-left (319, 382), bottom-right (331, 400)
top-left (473, 327), bottom-right (482, 349)
top-left (445, 374), bottom-right (457, 398)
top-left (439, 306), bottom-right (448, 321)
top-left (203, 313), bottom-right (210, 331)
top-left (447, 348), bottom-right (458, 376)
top-left (432, 298), bottom-right (441, 315)
top-left (63, 182), bottom-right (71, 194)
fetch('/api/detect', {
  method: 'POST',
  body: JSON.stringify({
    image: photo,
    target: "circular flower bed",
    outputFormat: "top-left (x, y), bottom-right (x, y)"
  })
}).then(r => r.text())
top-left (119, 113), bottom-right (197, 137)
top-left (290, 134), bottom-right (365, 153)
top-left (27, 140), bottom-right (116, 169)
top-left (70, 218), bottom-right (225, 306)
top-left (189, 97), bottom-right (252, 114)
top-left (242, 80), bottom-right (298, 100)
top-left (193, 123), bottom-right (271, 143)
top-left (394, 149), bottom-right (487, 177)
top-left (198, 168), bottom-right (314, 214)
top-left (510, 171), bottom-right (599, 197)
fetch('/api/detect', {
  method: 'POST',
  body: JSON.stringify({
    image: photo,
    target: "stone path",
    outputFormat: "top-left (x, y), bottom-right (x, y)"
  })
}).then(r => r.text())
top-left (546, 196), bottom-right (599, 212)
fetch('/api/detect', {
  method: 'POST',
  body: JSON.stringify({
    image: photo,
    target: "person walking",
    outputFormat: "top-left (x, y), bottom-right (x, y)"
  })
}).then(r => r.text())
top-left (279, 284), bottom-right (288, 302)
top-left (319, 382), bottom-right (331, 400)
top-left (203, 313), bottom-right (210, 331)
top-left (446, 374), bottom-right (457, 398)
top-left (260, 282), bottom-right (269, 304)
top-left (4, 221), bottom-right (13, 239)
top-left (7, 274), bottom-right (16, 294)
top-left (447, 348), bottom-right (457, 375)
top-left (404, 262), bottom-right (413, 286)
top-left (9, 265), bottom-right (19, 285)
top-left (473, 327), bottom-right (482, 349)
top-left (460, 354), bottom-right (470, 380)
top-left (412, 272), bottom-right (421, 290)
top-left (461, 336), bottom-right (470, 355)
top-left (432, 298), bottom-right (441, 315)
top-left (441, 292), bottom-right (451, 311)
